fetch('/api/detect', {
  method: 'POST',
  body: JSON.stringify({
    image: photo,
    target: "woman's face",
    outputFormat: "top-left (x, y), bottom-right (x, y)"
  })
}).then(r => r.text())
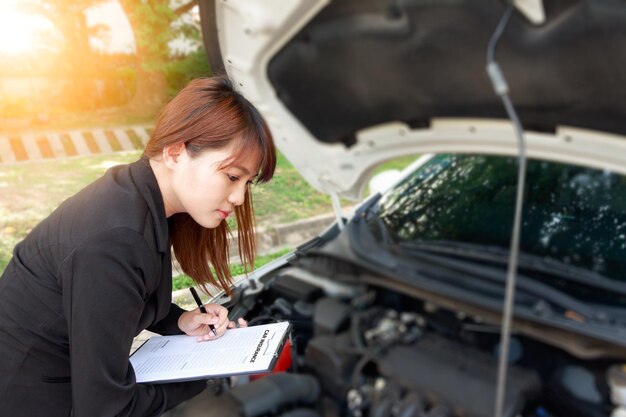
top-left (166, 141), bottom-right (258, 228)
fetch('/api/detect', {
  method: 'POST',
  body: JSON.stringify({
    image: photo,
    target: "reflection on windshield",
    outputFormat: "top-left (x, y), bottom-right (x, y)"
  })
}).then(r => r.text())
top-left (370, 154), bottom-right (626, 284)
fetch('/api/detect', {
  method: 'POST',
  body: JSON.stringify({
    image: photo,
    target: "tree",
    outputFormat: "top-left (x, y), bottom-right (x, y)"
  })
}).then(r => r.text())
top-left (21, 0), bottom-right (206, 118)
top-left (118, 0), bottom-right (207, 117)
top-left (19, 0), bottom-right (110, 110)
top-left (116, 0), bottom-right (175, 117)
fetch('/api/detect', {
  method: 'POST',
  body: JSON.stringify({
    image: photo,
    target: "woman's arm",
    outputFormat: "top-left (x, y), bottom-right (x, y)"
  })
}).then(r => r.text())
top-left (60, 228), bottom-right (204, 417)
top-left (147, 303), bottom-right (186, 335)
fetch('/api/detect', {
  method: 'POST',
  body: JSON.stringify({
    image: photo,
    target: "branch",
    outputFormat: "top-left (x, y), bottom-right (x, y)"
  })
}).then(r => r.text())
top-left (174, 0), bottom-right (197, 16)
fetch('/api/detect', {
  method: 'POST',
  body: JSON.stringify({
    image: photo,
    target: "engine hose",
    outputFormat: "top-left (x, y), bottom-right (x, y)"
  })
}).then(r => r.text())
top-left (230, 373), bottom-right (320, 417)
top-left (350, 355), bottom-right (378, 388)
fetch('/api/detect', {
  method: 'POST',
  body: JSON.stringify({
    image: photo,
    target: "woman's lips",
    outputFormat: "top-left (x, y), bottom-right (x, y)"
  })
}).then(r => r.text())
top-left (216, 210), bottom-right (231, 219)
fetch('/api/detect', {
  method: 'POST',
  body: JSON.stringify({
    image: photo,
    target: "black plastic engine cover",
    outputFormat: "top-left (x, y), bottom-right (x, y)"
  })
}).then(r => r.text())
top-left (377, 334), bottom-right (541, 417)
top-left (304, 332), bottom-right (362, 400)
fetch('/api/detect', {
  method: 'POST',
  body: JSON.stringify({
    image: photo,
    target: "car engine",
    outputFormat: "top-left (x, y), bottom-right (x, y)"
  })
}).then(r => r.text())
top-left (203, 256), bottom-right (625, 417)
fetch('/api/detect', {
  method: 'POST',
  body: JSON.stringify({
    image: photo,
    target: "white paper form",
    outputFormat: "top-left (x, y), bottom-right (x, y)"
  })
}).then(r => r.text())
top-left (130, 321), bottom-right (291, 383)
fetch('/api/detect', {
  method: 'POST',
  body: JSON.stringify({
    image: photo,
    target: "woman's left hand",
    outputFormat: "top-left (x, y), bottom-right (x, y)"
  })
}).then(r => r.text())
top-left (178, 303), bottom-right (231, 341)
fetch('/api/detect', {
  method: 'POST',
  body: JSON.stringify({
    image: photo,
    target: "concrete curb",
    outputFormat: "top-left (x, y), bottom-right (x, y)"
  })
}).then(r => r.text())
top-left (238, 212), bottom-right (336, 257)
top-left (0, 124), bottom-right (153, 164)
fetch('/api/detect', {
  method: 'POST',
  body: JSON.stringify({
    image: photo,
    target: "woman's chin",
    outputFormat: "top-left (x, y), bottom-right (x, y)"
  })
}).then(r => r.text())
top-left (193, 215), bottom-right (222, 229)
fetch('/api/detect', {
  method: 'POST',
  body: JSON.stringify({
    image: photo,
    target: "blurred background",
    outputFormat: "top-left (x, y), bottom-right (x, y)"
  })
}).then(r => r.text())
top-left (0, 0), bottom-right (334, 280)
top-left (0, 0), bottom-right (410, 282)
top-left (0, 0), bottom-right (210, 131)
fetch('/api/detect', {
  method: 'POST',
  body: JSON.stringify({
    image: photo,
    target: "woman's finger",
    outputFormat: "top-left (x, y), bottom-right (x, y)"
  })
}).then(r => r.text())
top-left (192, 312), bottom-right (219, 326)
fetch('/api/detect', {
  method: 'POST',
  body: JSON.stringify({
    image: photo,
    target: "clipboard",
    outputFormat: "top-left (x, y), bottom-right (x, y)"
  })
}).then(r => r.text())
top-left (130, 321), bottom-right (291, 383)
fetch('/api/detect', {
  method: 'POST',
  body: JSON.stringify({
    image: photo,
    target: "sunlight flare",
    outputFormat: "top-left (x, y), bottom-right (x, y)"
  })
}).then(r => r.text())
top-left (0, 3), bottom-right (53, 55)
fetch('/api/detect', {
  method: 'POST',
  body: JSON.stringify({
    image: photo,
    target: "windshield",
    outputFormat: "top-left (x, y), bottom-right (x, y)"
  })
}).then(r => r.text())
top-left (367, 154), bottom-right (626, 305)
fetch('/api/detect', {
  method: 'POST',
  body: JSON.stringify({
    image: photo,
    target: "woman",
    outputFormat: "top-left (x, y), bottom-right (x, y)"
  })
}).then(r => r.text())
top-left (0, 76), bottom-right (276, 416)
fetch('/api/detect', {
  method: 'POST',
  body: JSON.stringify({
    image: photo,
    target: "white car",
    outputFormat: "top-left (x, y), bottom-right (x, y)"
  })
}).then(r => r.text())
top-left (195, 1), bottom-right (626, 417)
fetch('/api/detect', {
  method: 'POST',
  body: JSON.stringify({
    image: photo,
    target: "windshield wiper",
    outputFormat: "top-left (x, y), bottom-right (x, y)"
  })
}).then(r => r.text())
top-left (368, 213), bottom-right (396, 246)
top-left (348, 214), bottom-right (398, 270)
top-left (395, 241), bottom-right (623, 324)
top-left (398, 240), bottom-right (626, 295)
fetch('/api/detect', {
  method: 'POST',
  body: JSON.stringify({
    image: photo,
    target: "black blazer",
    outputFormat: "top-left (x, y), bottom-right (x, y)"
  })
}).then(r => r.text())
top-left (0, 159), bottom-right (205, 417)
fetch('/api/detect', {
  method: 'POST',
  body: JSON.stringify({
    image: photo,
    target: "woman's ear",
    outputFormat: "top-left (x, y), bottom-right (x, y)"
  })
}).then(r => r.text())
top-left (162, 143), bottom-right (186, 169)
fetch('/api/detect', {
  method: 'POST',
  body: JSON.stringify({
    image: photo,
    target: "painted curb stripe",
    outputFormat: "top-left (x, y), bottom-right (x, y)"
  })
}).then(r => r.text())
top-left (0, 125), bottom-right (152, 164)
top-left (36, 135), bottom-right (54, 159)
top-left (69, 131), bottom-right (90, 155)
top-left (22, 134), bottom-right (42, 160)
top-left (0, 136), bottom-right (15, 163)
top-left (113, 129), bottom-right (134, 151)
top-left (104, 130), bottom-right (123, 152)
top-left (9, 136), bottom-right (28, 161)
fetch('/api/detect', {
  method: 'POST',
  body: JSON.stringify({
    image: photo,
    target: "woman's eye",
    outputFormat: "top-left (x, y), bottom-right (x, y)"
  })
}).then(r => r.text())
top-left (227, 174), bottom-right (239, 182)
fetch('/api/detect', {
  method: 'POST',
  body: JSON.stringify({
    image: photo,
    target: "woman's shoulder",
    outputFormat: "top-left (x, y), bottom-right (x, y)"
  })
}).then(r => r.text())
top-left (45, 160), bottom-right (166, 249)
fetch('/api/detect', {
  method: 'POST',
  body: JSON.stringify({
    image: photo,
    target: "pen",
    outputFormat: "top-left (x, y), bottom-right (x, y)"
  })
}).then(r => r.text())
top-left (189, 287), bottom-right (218, 337)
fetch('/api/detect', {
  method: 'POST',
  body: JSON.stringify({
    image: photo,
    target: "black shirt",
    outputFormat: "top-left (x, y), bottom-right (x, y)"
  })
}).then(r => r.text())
top-left (0, 159), bottom-right (205, 417)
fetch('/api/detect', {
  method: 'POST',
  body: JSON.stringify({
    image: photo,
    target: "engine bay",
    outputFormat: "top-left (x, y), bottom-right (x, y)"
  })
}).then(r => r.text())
top-left (206, 257), bottom-right (626, 417)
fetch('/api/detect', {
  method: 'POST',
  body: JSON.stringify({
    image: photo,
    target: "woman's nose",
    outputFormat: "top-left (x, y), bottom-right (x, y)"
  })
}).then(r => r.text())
top-left (228, 185), bottom-right (246, 206)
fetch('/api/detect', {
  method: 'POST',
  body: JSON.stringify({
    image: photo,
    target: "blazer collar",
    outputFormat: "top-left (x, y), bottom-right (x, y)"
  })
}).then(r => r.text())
top-left (130, 158), bottom-right (170, 254)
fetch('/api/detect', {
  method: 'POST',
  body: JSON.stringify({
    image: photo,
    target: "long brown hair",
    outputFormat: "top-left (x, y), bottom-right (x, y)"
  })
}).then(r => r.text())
top-left (143, 76), bottom-right (276, 295)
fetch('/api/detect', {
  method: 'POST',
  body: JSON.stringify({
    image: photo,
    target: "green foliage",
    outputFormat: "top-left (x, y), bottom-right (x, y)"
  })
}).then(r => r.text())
top-left (374, 155), bottom-right (419, 174)
top-left (118, 0), bottom-right (175, 72)
top-left (15, 0), bottom-right (204, 115)
top-left (171, 275), bottom-right (194, 291)
top-left (164, 48), bottom-right (212, 96)
top-left (252, 152), bottom-right (335, 223)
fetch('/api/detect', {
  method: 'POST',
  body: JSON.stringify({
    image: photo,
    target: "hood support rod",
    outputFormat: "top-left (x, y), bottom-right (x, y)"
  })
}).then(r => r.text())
top-left (329, 191), bottom-right (345, 231)
top-left (486, 4), bottom-right (529, 417)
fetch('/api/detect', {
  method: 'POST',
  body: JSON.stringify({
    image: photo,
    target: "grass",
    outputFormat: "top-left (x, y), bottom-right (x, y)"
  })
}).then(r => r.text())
top-left (0, 151), bottom-right (142, 272)
top-left (251, 152), bottom-right (336, 224)
top-left (0, 150), bottom-right (336, 274)
top-left (0, 148), bottom-right (417, 279)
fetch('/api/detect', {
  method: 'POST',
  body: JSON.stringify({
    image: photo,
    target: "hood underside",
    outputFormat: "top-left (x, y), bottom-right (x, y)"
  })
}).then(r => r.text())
top-left (203, 0), bottom-right (626, 198)
top-left (268, 0), bottom-right (626, 142)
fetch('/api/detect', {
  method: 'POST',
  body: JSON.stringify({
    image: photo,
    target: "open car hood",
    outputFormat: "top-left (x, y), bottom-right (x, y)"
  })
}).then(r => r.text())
top-left (200, 0), bottom-right (626, 200)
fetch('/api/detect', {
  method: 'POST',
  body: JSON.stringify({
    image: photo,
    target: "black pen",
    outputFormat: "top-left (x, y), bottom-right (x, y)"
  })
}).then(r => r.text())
top-left (189, 287), bottom-right (218, 336)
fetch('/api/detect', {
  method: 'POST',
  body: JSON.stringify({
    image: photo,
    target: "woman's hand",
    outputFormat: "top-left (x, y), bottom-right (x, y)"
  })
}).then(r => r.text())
top-left (228, 317), bottom-right (248, 330)
top-left (178, 303), bottom-right (229, 340)
top-left (178, 304), bottom-right (248, 341)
